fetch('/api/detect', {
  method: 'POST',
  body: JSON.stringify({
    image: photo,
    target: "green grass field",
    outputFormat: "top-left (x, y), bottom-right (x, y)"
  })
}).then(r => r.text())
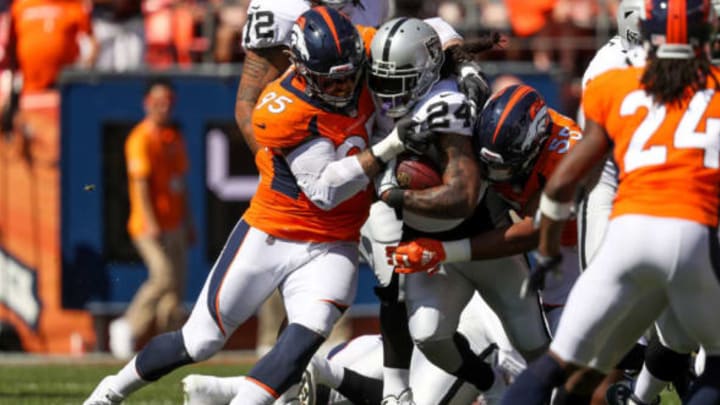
top-left (0, 357), bottom-right (252, 405)
top-left (0, 355), bottom-right (683, 405)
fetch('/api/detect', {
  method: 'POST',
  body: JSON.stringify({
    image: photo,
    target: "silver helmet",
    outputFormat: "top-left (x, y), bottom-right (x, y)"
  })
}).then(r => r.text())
top-left (368, 18), bottom-right (444, 118)
top-left (617, 0), bottom-right (643, 49)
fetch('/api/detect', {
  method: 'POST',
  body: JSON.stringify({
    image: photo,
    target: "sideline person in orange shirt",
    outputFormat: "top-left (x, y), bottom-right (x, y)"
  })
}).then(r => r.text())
top-left (109, 77), bottom-right (195, 359)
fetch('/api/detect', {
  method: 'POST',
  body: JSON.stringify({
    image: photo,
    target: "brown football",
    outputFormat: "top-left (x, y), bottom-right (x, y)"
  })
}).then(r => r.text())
top-left (395, 154), bottom-right (443, 190)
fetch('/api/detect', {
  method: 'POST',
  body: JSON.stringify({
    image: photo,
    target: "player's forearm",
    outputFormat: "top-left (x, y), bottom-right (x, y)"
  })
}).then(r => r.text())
top-left (401, 179), bottom-right (477, 218)
top-left (235, 48), bottom-right (288, 155)
top-left (400, 138), bottom-right (480, 218)
top-left (469, 218), bottom-right (538, 260)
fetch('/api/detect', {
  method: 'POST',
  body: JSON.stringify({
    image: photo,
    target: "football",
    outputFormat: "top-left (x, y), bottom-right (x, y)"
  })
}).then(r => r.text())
top-left (395, 154), bottom-right (443, 190)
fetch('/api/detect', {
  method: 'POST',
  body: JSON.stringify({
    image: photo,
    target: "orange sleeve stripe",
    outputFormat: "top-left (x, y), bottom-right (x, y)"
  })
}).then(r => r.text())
top-left (246, 377), bottom-right (280, 398)
top-left (316, 6), bottom-right (342, 54)
top-left (492, 85), bottom-right (532, 143)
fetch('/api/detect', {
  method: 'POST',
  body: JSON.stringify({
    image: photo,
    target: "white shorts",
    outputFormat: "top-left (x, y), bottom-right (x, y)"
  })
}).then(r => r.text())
top-left (182, 220), bottom-right (358, 358)
top-left (405, 254), bottom-right (550, 358)
top-left (552, 215), bottom-right (720, 373)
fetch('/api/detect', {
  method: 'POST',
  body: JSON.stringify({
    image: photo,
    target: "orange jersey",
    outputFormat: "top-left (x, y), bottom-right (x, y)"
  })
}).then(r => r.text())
top-left (243, 72), bottom-right (375, 242)
top-left (494, 109), bottom-right (582, 245)
top-left (11, 0), bottom-right (92, 92)
top-left (584, 66), bottom-right (720, 227)
top-left (125, 119), bottom-right (189, 237)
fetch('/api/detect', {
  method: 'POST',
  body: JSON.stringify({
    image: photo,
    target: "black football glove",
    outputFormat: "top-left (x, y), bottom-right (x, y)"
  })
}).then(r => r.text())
top-left (395, 116), bottom-right (434, 155)
top-left (457, 61), bottom-right (491, 113)
top-left (520, 252), bottom-right (563, 298)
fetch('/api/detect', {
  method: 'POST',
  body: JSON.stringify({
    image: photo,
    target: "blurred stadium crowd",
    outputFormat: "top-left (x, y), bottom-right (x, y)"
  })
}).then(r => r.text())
top-left (0, 0), bottom-right (624, 115)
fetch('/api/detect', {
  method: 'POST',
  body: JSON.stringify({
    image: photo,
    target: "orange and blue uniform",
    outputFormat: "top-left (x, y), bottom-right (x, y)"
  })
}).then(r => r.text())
top-left (243, 70), bottom-right (376, 243)
top-left (493, 109), bottom-right (582, 245)
top-left (584, 66), bottom-right (720, 227)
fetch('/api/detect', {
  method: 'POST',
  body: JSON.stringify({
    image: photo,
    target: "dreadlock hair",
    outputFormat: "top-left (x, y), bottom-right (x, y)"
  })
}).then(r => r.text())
top-left (440, 32), bottom-right (503, 78)
top-left (642, 53), bottom-right (720, 107)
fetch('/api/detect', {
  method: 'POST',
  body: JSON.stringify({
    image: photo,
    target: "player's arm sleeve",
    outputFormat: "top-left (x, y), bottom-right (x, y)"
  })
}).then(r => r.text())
top-left (241, 0), bottom-right (309, 50)
top-left (286, 137), bottom-right (371, 211)
top-left (423, 17), bottom-right (463, 48)
top-left (581, 75), bottom-right (610, 130)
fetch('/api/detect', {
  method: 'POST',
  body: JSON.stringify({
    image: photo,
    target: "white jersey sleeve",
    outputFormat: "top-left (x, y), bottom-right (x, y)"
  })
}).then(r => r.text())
top-left (581, 36), bottom-right (646, 91)
top-left (410, 78), bottom-right (473, 137)
top-left (346, 0), bottom-right (389, 27)
top-left (241, 0), bottom-right (310, 51)
top-left (423, 17), bottom-right (463, 47)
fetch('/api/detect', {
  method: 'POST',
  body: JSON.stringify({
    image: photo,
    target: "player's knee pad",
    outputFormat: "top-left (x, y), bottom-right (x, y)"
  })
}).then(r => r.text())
top-left (248, 323), bottom-right (325, 395)
top-left (645, 337), bottom-right (690, 382)
top-left (135, 330), bottom-right (194, 381)
top-left (290, 298), bottom-right (346, 338)
top-left (181, 322), bottom-right (226, 361)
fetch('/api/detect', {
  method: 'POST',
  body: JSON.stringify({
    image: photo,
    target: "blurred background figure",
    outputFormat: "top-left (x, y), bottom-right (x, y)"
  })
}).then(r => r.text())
top-left (3, 0), bottom-right (97, 139)
top-left (212, 0), bottom-right (248, 64)
top-left (7, 0), bottom-right (97, 94)
top-left (109, 78), bottom-right (195, 359)
top-left (91, 0), bottom-right (144, 71)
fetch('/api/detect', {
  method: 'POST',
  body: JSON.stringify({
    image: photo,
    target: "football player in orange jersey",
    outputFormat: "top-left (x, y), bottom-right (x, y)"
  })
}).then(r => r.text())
top-left (84, 8), bottom-right (424, 405)
top-left (500, 1), bottom-right (720, 404)
top-left (387, 84), bottom-right (583, 334)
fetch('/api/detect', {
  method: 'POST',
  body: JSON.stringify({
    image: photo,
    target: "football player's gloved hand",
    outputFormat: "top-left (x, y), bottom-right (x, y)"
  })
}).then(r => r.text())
top-left (387, 238), bottom-right (445, 274)
top-left (457, 61), bottom-right (490, 113)
top-left (387, 238), bottom-right (471, 274)
top-left (520, 251), bottom-right (563, 298)
top-left (395, 116), bottom-right (434, 155)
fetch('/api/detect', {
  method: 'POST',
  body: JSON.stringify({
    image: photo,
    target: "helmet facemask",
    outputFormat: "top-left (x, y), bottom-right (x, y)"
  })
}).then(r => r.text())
top-left (368, 20), bottom-right (444, 118)
top-left (298, 61), bottom-right (365, 108)
top-left (290, 17), bottom-right (365, 109)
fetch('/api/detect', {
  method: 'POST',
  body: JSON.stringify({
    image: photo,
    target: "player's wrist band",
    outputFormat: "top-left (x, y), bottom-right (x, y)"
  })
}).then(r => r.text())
top-left (385, 188), bottom-right (405, 208)
top-left (532, 251), bottom-right (563, 268)
top-left (539, 193), bottom-right (573, 221)
top-left (442, 238), bottom-right (471, 263)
